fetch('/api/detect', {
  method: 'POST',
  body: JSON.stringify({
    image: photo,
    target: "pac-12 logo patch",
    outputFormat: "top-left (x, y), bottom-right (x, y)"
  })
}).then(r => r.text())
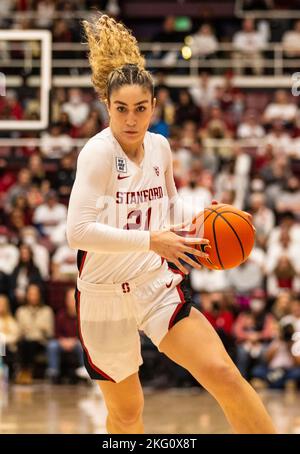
top-left (154, 166), bottom-right (160, 176)
top-left (116, 157), bottom-right (127, 173)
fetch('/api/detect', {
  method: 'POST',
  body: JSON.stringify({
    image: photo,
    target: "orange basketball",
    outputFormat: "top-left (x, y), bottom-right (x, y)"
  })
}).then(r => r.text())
top-left (192, 204), bottom-right (255, 270)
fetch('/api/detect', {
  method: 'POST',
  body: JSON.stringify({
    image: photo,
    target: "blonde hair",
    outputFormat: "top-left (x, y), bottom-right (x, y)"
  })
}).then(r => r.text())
top-left (83, 14), bottom-right (154, 103)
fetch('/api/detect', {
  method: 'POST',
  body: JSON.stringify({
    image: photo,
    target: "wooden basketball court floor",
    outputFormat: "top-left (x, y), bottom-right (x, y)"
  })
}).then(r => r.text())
top-left (1, 383), bottom-right (300, 434)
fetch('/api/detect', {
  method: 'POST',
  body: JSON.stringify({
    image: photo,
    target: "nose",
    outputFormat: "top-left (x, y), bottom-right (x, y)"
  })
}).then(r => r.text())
top-left (125, 112), bottom-right (137, 127)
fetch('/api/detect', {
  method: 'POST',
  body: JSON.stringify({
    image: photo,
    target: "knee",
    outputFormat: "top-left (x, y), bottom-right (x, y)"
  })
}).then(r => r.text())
top-left (108, 396), bottom-right (144, 427)
top-left (47, 340), bottom-right (59, 351)
top-left (201, 361), bottom-right (243, 393)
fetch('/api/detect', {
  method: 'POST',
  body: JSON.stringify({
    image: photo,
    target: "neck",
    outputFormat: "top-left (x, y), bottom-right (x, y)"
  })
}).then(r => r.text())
top-left (111, 127), bottom-right (144, 159)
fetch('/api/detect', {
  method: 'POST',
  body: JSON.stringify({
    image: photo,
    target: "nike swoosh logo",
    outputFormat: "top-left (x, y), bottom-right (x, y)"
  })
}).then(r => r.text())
top-left (166, 279), bottom-right (173, 288)
top-left (118, 174), bottom-right (131, 180)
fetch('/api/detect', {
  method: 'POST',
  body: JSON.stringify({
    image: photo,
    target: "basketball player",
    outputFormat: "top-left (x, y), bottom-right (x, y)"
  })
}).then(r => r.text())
top-left (66, 15), bottom-right (276, 434)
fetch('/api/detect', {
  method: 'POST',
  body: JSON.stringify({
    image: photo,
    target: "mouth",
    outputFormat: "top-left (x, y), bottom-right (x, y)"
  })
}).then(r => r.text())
top-left (124, 131), bottom-right (138, 135)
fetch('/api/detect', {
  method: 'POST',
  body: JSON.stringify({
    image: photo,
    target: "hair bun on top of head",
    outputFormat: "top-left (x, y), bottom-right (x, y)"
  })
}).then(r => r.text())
top-left (83, 13), bottom-right (150, 102)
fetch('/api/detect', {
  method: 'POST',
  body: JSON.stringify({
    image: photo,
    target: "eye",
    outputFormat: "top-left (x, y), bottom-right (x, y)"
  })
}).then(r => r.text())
top-left (117, 106), bottom-right (126, 112)
top-left (137, 106), bottom-right (146, 112)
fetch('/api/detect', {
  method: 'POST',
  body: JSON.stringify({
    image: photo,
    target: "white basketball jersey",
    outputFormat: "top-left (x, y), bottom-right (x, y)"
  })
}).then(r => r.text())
top-left (75, 127), bottom-right (170, 284)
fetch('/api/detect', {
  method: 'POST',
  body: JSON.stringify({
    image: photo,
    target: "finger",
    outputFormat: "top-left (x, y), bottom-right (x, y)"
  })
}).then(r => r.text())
top-left (183, 244), bottom-right (211, 257)
top-left (178, 253), bottom-right (202, 270)
top-left (180, 245), bottom-right (211, 257)
top-left (183, 237), bottom-right (210, 245)
top-left (172, 259), bottom-right (189, 275)
top-left (169, 219), bottom-right (192, 232)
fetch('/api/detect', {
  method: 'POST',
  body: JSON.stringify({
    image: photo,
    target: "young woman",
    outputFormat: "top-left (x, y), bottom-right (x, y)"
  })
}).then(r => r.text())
top-left (66, 14), bottom-right (276, 434)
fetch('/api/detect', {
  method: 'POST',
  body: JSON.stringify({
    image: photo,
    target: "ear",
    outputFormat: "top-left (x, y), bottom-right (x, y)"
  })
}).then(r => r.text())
top-left (152, 97), bottom-right (157, 111)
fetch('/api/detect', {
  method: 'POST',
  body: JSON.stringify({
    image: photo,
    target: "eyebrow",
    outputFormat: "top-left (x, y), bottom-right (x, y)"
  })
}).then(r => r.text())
top-left (113, 100), bottom-right (149, 106)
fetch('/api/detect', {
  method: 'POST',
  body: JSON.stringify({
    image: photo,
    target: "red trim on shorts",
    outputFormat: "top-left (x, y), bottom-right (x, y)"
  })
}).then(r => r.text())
top-left (76, 290), bottom-right (115, 382)
top-left (167, 267), bottom-right (186, 329)
top-left (79, 251), bottom-right (87, 277)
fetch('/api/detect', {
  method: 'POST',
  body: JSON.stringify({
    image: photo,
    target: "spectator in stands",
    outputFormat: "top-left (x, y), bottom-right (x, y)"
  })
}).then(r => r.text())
top-left (251, 322), bottom-right (300, 389)
top-left (54, 154), bottom-right (75, 199)
top-left (249, 192), bottom-right (275, 247)
top-left (46, 287), bottom-right (85, 383)
top-left (0, 294), bottom-right (19, 378)
top-left (26, 184), bottom-right (45, 213)
top-left (266, 227), bottom-right (300, 277)
top-left (263, 90), bottom-right (298, 127)
top-left (237, 110), bottom-right (265, 140)
top-left (267, 255), bottom-right (300, 297)
top-left (216, 72), bottom-right (246, 124)
top-left (35, 0), bottom-right (55, 29)
top-left (152, 16), bottom-right (181, 66)
top-left (33, 189), bottom-right (67, 241)
top-left (4, 169), bottom-right (32, 213)
top-left (281, 298), bottom-right (300, 332)
top-left (0, 226), bottom-right (19, 276)
top-left (260, 154), bottom-right (291, 208)
top-left (267, 212), bottom-right (300, 247)
top-left (201, 292), bottom-right (234, 354)
top-left (28, 155), bottom-right (47, 187)
top-left (155, 87), bottom-right (175, 125)
top-left (233, 18), bottom-right (266, 75)
top-left (271, 291), bottom-right (293, 321)
top-left (15, 284), bottom-right (54, 385)
top-left (9, 243), bottom-right (43, 312)
top-left (282, 20), bottom-right (300, 57)
top-left (149, 106), bottom-right (169, 137)
top-left (264, 120), bottom-right (293, 157)
top-left (0, 90), bottom-right (23, 120)
top-left (40, 123), bottom-right (73, 159)
top-left (78, 109), bottom-right (103, 138)
top-left (215, 158), bottom-right (248, 210)
top-left (190, 268), bottom-right (230, 294)
top-left (234, 295), bottom-right (277, 378)
top-left (20, 226), bottom-right (50, 280)
top-left (275, 175), bottom-right (300, 220)
top-left (200, 105), bottom-right (233, 159)
top-left (52, 19), bottom-right (73, 43)
top-left (178, 175), bottom-right (212, 212)
top-left (189, 71), bottom-right (216, 112)
top-left (190, 23), bottom-right (218, 59)
top-left (175, 89), bottom-right (202, 126)
top-left (62, 88), bottom-right (90, 128)
top-left (226, 258), bottom-right (264, 301)
top-left (51, 239), bottom-right (77, 282)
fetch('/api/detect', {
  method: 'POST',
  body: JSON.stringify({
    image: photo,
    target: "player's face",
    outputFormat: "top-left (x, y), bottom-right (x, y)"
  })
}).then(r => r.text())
top-left (108, 85), bottom-right (155, 148)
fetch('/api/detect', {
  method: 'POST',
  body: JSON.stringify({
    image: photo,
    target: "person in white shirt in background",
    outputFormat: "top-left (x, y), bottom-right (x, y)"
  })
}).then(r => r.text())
top-left (190, 24), bottom-right (218, 59)
top-left (233, 18), bottom-right (267, 75)
top-left (40, 123), bottom-right (73, 159)
top-left (263, 90), bottom-right (298, 127)
top-left (33, 190), bottom-right (67, 242)
top-left (0, 226), bottom-right (19, 275)
top-left (282, 20), bottom-right (300, 58)
top-left (62, 88), bottom-right (90, 128)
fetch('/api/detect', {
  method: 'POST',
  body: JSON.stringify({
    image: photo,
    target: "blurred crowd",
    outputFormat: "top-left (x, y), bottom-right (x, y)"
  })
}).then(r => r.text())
top-left (0, 1), bottom-right (300, 390)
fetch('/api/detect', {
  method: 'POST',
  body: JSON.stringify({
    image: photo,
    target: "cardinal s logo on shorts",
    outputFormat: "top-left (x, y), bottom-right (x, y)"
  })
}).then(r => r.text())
top-left (154, 166), bottom-right (160, 176)
top-left (116, 157), bottom-right (127, 173)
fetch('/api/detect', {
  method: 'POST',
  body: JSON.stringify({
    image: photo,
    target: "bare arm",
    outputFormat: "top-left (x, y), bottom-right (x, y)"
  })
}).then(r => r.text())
top-left (66, 138), bottom-right (150, 253)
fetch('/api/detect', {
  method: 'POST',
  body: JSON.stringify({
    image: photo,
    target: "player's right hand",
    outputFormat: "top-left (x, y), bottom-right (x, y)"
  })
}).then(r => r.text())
top-left (149, 228), bottom-right (210, 275)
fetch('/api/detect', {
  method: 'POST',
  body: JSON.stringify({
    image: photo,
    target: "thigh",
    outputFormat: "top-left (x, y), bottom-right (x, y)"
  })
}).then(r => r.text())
top-left (98, 372), bottom-right (144, 415)
top-left (76, 288), bottom-right (142, 383)
top-left (159, 307), bottom-right (236, 384)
